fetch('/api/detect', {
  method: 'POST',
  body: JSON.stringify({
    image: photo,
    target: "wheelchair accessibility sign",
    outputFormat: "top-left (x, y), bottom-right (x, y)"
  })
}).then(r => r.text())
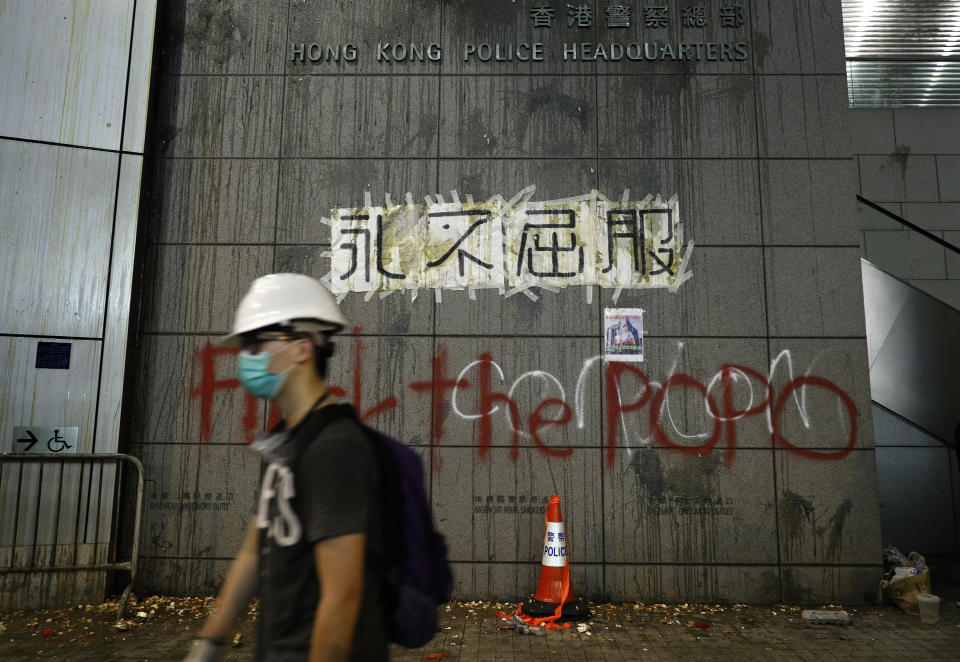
top-left (13, 426), bottom-right (78, 454)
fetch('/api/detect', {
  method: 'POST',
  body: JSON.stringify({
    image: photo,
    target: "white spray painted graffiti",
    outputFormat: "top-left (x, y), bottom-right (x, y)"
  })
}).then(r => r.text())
top-left (196, 338), bottom-right (859, 466)
top-left (322, 187), bottom-right (694, 302)
top-left (446, 344), bottom-right (857, 461)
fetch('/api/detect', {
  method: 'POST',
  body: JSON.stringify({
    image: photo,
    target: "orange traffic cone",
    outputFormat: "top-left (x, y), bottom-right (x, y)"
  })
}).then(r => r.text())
top-left (520, 495), bottom-right (590, 622)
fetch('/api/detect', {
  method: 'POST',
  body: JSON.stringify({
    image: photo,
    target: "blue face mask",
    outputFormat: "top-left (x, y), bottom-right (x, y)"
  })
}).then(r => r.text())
top-left (237, 343), bottom-right (298, 400)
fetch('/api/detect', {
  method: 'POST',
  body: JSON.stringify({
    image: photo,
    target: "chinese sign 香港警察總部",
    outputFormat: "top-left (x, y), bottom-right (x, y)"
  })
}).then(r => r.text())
top-left (327, 189), bottom-right (691, 300)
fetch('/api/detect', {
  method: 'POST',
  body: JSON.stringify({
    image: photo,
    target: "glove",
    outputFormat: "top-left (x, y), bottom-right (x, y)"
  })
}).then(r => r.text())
top-left (181, 636), bottom-right (228, 662)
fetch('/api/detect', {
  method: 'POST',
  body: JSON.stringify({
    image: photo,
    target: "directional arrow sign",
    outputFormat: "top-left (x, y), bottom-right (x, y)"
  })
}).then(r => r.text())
top-left (16, 430), bottom-right (38, 451)
top-left (12, 426), bottom-right (78, 454)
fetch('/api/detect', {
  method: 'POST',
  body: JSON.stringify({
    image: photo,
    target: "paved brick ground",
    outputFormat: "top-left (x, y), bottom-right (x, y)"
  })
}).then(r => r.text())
top-left (1, 595), bottom-right (958, 661)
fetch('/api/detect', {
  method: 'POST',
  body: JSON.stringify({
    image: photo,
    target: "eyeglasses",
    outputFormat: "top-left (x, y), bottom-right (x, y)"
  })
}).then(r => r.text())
top-left (240, 334), bottom-right (301, 354)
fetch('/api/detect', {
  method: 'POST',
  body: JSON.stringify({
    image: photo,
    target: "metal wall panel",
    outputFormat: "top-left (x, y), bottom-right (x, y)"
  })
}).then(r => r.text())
top-left (434, 447), bottom-right (603, 564)
top-left (128, 334), bottom-right (267, 447)
top-left (158, 0), bottom-right (287, 76)
top-left (858, 154), bottom-right (940, 202)
top-left (605, 564), bottom-right (779, 604)
top-left (277, 159), bottom-right (437, 245)
top-left (0, 0), bottom-right (133, 150)
top-left (139, 245), bottom-right (276, 334)
top-left (780, 566), bottom-right (881, 605)
top-left (863, 260), bottom-right (960, 442)
top-left (122, 0), bottom-right (159, 153)
top-left (324, 335), bottom-right (435, 445)
top-left (284, 76), bottom-right (439, 158)
top-left (608, 248), bottom-right (768, 337)
top-left (154, 76), bottom-right (283, 157)
top-left (0, 337), bottom-right (103, 565)
top-left (599, 160), bottom-right (762, 246)
top-left (95, 154), bottom-right (142, 453)
top-left (434, 337), bottom-right (603, 451)
top-left (604, 448), bottom-right (778, 564)
top-left (843, 0), bottom-right (960, 108)
top-left (0, 140), bottom-right (116, 338)
top-left (775, 449), bottom-right (882, 565)
top-left (597, 76), bottom-right (756, 158)
top-left (0, 0), bottom-right (157, 611)
top-left (753, 0), bottom-right (846, 74)
top-left (765, 247), bottom-right (869, 337)
top-left (440, 76), bottom-right (595, 158)
top-left (145, 159), bottom-right (280, 244)
top-left (755, 75), bottom-right (851, 157)
top-left (875, 443), bottom-right (956, 555)
top-left (759, 160), bottom-right (861, 246)
top-left (0, 336), bottom-right (100, 452)
top-left (603, 337), bottom-right (772, 454)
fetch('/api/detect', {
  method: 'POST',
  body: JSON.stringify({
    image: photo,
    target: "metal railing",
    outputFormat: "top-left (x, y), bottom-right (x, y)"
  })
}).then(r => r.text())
top-left (0, 453), bottom-right (143, 619)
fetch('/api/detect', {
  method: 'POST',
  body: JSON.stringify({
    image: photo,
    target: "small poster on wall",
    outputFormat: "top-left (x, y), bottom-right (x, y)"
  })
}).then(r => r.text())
top-left (604, 308), bottom-right (644, 362)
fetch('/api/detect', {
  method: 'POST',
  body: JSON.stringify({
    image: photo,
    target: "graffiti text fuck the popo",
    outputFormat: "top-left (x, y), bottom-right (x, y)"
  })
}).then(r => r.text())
top-left (194, 338), bottom-right (857, 471)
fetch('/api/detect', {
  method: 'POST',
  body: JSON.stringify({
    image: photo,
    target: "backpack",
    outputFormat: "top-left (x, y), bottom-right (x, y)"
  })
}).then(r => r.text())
top-left (322, 406), bottom-right (453, 647)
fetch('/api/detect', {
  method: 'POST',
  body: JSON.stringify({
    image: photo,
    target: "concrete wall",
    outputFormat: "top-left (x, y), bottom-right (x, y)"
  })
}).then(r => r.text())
top-left (129, 0), bottom-right (882, 604)
top-left (873, 405), bottom-right (959, 556)
top-left (852, 108), bottom-right (960, 309)
top-left (852, 109), bottom-right (960, 559)
top-left (0, 0), bottom-right (157, 608)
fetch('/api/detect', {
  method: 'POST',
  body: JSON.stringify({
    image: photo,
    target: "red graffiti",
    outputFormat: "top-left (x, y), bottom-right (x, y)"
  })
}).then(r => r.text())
top-left (192, 344), bottom-right (259, 444)
top-left (529, 399), bottom-right (573, 458)
top-left (605, 362), bottom-right (652, 468)
top-left (192, 339), bottom-right (858, 468)
top-left (410, 345), bottom-right (469, 471)
top-left (771, 376), bottom-right (857, 461)
top-left (707, 364), bottom-right (774, 469)
top-left (476, 353), bottom-right (523, 461)
top-left (605, 362), bottom-right (856, 467)
top-left (192, 330), bottom-right (396, 443)
top-left (348, 327), bottom-right (398, 421)
top-left (649, 373), bottom-right (722, 459)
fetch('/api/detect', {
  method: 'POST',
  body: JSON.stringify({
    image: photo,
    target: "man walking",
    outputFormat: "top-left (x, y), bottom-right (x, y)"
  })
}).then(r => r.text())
top-left (183, 273), bottom-right (388, 662)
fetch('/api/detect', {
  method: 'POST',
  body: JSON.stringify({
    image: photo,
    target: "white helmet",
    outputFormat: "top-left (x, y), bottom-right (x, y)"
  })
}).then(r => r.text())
top-left (219, 273), bottom-right (347, 348)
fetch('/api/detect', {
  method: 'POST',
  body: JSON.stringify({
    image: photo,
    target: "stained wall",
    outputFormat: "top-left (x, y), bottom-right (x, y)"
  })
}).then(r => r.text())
top-left (852, 108), bottom-right (960, 310)
top-left (130, 0), bottom-right (881, 603)
top-left (0, 0), bottom-right (157, 608)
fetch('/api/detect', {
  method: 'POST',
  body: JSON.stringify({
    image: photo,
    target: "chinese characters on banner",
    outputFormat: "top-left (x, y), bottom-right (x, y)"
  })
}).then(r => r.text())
top-left (529, 4), bottom-right (747, 30)
top-left (329, 191), bottom-right (690, 298)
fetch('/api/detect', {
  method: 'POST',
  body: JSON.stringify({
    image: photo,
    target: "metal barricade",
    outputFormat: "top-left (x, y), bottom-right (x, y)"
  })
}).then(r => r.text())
top-left (0, 453), bottom-right (143, 619)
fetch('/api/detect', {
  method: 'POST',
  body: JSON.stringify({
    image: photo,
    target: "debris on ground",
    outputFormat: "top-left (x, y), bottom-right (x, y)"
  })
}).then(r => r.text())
top-left (1, 596), bottom-right (957, 660)
top-left (802, 610), bottom-right (851, 625)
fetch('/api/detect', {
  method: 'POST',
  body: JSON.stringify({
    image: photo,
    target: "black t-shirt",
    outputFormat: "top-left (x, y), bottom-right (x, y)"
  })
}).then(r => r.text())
top-left (255, 404), bottom-right (388, 662)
